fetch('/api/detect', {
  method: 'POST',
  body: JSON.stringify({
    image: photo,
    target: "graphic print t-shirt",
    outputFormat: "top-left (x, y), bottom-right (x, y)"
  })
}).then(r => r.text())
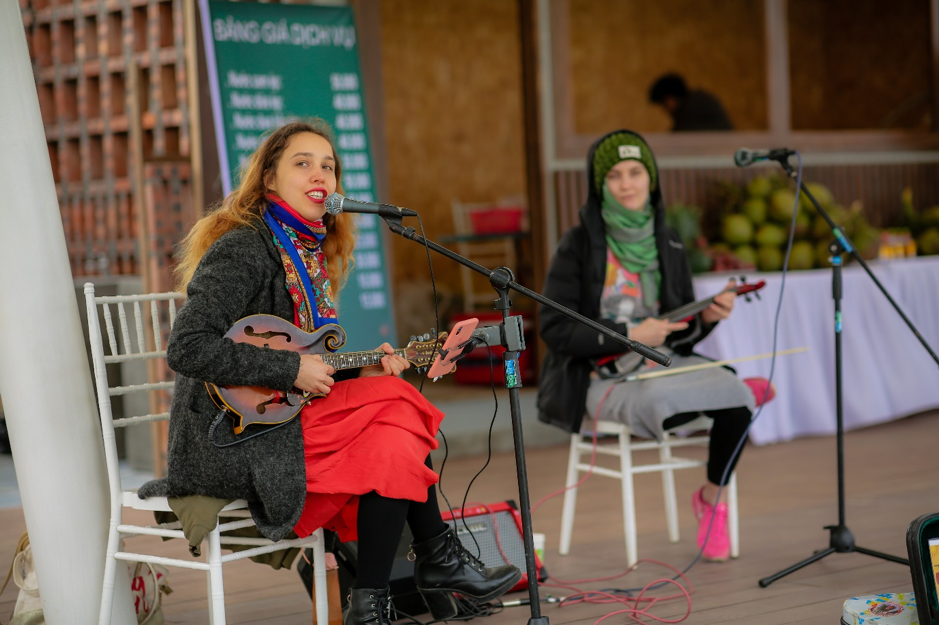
top-left (598, 249), bottom-right (659, 374)
top-left (599, 249), bottom-right (658, 323)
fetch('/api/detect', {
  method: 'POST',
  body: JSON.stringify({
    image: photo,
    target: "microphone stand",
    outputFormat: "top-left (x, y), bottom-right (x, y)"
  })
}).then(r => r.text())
top-left (379, 214), bottom-right (670, 625)
top-left (757, 155), bottom-right (939, 587)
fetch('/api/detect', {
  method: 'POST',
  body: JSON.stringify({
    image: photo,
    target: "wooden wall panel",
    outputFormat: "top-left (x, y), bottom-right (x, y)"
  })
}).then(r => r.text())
top-left (380, 0), bottom-right (528, 330)
top-left (567, 0), bottom-right (768, 134)
top-left (789, 0), bottom-right (933, 131)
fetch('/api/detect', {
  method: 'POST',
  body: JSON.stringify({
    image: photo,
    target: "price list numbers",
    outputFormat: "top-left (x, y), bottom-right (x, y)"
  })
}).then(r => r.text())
top-left (329, 72), bottom-right (385, 311)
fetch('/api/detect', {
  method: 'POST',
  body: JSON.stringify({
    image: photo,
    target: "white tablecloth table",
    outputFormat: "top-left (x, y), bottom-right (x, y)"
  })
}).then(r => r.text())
top-left (691, 256), bottom-right (939, 445)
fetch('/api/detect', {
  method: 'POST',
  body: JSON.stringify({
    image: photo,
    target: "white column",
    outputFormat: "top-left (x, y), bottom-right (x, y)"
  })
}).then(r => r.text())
top-left (0, 8), bottom-right (136, 625)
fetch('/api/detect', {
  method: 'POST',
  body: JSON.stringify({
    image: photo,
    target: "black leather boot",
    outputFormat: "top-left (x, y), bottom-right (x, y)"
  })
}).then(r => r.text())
top-left (411, 528), bottom-right (522, 620)
top-left (344, 587), bottom-right (395, 625)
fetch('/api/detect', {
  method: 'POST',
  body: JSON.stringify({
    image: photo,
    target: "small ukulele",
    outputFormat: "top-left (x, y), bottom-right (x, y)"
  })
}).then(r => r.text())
top-left (593, 279), bottom-right (766, 376)
top-left (206, 314), bottom-right (447, 434)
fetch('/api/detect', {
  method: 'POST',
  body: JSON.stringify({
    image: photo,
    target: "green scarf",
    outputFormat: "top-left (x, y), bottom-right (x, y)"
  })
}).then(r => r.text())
top-left (601, 181), bottom-right (660, 309)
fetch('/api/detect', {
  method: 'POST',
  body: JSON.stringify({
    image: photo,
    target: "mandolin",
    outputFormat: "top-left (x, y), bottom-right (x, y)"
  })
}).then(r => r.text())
top-left (206, 314), bottom-right (447, 434)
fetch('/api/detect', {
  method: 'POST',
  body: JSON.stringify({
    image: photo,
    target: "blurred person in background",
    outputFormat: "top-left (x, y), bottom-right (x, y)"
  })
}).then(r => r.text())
top-left (649, 73), bottom-right (734, 131)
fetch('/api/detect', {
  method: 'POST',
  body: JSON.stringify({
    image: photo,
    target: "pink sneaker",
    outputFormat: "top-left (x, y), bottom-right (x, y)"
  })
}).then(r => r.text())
top-left (743, 377), bottom-right (776, 407)
top-left (692, 488), bottom-right (730, 562)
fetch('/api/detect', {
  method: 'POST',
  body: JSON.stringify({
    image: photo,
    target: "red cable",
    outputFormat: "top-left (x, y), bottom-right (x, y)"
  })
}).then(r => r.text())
top-left (530, 383), bottom-right (616, 514)
top-left (462, 381), bottom-right (698, 621)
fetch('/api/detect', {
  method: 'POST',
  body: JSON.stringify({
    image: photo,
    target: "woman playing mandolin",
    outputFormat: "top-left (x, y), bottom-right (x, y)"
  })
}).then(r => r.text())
top-left (538, 129), bottom-right (767, 563)
top-left (138, 120), bottom-right (520, 623)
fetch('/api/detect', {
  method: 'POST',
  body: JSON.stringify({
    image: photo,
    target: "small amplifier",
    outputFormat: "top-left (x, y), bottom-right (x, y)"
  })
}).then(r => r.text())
top-left (442, 500), bottom-right (547, 593)
top-left (335, 500), bottom-right (545, 616)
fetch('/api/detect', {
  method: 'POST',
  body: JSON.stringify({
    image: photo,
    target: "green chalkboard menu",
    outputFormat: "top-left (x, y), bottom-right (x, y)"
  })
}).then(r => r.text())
top-left (199, 0), bottom-right (396, 351)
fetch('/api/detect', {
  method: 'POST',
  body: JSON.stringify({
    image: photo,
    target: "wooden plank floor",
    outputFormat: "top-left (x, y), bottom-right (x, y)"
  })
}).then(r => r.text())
top-left (2, 409), bottom-right (936, 624)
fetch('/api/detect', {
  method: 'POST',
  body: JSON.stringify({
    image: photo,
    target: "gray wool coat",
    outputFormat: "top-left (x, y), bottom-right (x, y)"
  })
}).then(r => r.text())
top-left (138, 219), bottom-right (356, 540)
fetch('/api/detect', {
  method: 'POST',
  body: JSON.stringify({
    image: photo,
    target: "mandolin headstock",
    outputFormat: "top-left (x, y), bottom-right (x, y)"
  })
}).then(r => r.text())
top-left (404, 331), bottom-right (448, 368)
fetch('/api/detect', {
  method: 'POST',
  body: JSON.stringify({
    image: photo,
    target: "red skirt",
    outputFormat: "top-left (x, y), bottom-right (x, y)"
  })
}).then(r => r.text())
top-left (292, 376), bottom-right (444, 541)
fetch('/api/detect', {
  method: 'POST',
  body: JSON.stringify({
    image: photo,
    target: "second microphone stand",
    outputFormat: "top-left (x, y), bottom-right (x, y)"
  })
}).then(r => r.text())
top-left (380, 214), bottom-right (671, 625)
top-left (757, 155), bottom-right (938, 587)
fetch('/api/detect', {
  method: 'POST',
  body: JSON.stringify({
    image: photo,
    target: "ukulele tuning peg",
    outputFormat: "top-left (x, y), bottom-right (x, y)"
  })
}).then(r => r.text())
top-left (430, 327), bottom-right (436, 335)
top-left (754, 291), bottom-right (762, 300)
top-left (744, 294), bottom-right (752, 303)
top-left (739, 275), bottom-right (747, 284)
top-left (409, 335), bottom-right (417, 342)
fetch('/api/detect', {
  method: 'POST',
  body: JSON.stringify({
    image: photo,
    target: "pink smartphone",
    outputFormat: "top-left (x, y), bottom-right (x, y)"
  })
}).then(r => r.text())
top-left (426, 318), bottom-right (479, 378)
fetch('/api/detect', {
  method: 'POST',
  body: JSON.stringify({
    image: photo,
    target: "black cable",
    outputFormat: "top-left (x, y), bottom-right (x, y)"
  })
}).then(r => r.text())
top-left (394, 597), bottom-right (503, 625)
top-left (436, 428), bottom-right (458, 528)
top-left (414, 214), bottom-right (440, 395)
top-left (208, 408), bottom-right (293, 447)
top-left (407, 213), bottom-right (500, 569)
top-left (407, 212), bottom-right (462, 533)
top-left (456, 342), bottom-right (501, 560)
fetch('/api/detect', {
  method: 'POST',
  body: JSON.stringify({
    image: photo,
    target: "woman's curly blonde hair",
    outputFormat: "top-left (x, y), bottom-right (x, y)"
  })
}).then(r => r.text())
top-left (174, 119), bottom-right (357, 298)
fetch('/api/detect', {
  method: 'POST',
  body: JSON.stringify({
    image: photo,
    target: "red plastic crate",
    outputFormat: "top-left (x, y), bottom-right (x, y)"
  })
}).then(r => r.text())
top-left (469, 206), bottom-right (525, 235)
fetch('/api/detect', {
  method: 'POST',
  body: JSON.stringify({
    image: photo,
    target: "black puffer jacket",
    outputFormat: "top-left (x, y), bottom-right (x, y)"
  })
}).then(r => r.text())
top-left (537, 130), bottom-right (714, 433)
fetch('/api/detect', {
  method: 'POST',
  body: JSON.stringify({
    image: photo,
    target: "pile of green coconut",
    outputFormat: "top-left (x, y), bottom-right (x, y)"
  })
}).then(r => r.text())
top-left (713, 176), bottom-right (881, 272)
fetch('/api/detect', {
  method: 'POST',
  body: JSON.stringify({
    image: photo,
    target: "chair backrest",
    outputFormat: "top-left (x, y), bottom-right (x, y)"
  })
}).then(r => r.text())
top-left (83, 283), bottom-right (186, 502)
top-left (450, 199), bottom-right (526, 309)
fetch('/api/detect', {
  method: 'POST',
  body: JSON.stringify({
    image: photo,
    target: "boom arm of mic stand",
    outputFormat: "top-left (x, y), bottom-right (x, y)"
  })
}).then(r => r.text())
top-left (774, 159), bottom-right (939, 367)
top-left (379, 215), bottom-right (672, 367)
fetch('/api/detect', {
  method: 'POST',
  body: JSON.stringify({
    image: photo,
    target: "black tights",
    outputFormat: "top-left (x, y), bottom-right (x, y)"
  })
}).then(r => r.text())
top-left (353, 455), bottom-right (448, 589)
top-left (661, 406), bottom-right (752, 486)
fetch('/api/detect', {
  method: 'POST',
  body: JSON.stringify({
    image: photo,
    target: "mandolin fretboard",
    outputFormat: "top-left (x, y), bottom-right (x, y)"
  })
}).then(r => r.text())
top-left (321, 349), bottom-right (408, 370)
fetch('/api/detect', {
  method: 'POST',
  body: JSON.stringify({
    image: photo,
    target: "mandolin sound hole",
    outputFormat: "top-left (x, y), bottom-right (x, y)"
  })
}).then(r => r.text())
top-left (255, 392), bottom-right (296, 414)
top-left (244, 325), bottom-right (292, 342)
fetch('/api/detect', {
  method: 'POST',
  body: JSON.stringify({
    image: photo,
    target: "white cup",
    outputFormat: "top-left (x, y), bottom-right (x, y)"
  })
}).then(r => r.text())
top-left (532, 532), bottom-right (545, 561)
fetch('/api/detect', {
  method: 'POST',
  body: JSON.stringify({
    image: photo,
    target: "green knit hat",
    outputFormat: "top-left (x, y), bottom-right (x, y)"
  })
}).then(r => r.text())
top-left (592, 132), bottom-right (658, 195)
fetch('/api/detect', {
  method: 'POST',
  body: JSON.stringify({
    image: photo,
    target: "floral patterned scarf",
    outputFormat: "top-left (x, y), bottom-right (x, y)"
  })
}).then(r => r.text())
top-left (263, 194), bottom-right (337, 332)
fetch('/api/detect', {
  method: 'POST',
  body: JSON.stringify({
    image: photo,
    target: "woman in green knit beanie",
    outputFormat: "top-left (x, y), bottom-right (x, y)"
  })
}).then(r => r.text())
top-left (590, 130), bottom-right (736, 347)
top-left (539, 129), bottom-right (764, 564)
top-left (592, 132), bottom-right (662, 313)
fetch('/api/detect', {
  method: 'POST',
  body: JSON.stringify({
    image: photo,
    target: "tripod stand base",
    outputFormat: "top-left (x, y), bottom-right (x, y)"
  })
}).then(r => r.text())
top-left (758, 524), bottom-right (909, 587)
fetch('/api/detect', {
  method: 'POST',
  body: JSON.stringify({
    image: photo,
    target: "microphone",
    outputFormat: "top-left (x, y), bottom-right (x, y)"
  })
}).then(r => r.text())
top-left (734, 147), bottom-right (796, 167)
top-left (324, 193), bottom-right (417, 218)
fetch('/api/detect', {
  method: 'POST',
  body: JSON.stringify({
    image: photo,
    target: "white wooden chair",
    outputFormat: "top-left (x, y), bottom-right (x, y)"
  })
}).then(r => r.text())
top-left (84, 283), bottom-right (329, 625)
top-left (558, 415), bottom-right (739, 568)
